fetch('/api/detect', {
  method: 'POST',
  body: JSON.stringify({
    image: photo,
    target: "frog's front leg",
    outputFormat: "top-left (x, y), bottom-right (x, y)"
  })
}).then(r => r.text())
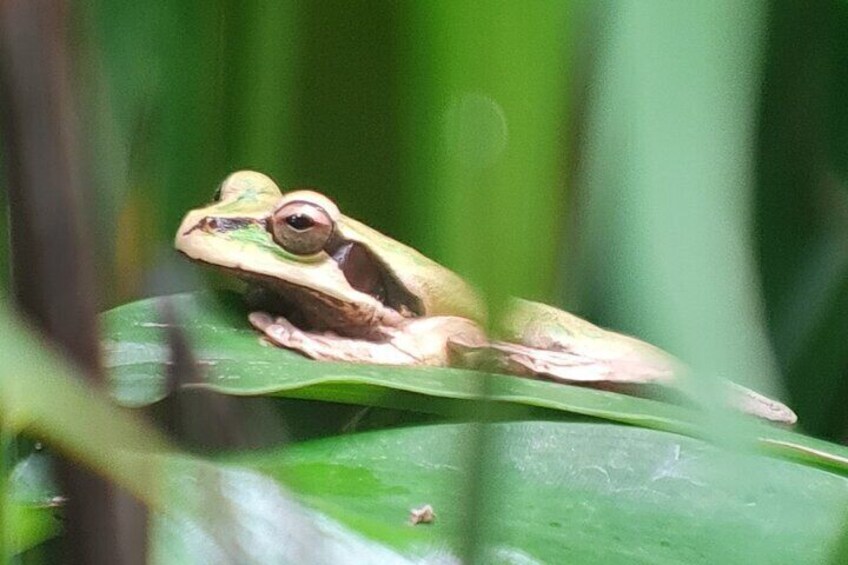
top-left (249, 312), bottom-right (487, 367)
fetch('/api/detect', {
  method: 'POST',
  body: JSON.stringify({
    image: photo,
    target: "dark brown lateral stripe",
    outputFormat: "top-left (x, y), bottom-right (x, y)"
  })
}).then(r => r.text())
top-left (183, 216), bottom-right (262, 235)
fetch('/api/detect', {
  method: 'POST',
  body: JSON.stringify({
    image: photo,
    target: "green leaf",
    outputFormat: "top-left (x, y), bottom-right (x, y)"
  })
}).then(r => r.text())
top-left (103, 291), bottom-right (848, 474)
top-left (3, 453), bottom-right (61, 557)
top-left (11, 420), bottom-right (848, 563)
top-left (3, 501), bottom-right (59, 558)
top-left (0, 299), bottom-right (174, 536)
top-left (0, 298), bottom-right (424, 561)
top-left (150, 457), bottom-right (423, 564)
top-left (232, 421), bottom-right (848, 564)
top-left (2, 450), bottom-right (431, 563)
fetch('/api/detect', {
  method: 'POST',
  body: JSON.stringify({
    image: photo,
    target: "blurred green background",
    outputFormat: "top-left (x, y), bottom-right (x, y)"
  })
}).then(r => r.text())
top-left (2, 0), bottom-right (847, 442)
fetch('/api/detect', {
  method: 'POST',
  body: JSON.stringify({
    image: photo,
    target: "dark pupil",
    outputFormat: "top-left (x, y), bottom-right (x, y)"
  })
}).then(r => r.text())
top-left (286, 213), bottom-right (315, 231)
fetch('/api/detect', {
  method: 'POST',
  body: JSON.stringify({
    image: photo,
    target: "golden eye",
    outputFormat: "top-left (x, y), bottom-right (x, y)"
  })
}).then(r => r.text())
top-left (269, 201), bottom-right (334, 255)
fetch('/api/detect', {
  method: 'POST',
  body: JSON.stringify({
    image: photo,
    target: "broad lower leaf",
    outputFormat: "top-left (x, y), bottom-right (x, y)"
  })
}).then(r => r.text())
top-left (150, 457), bottom-right (425, 564)
top-left (4, 451), bottom-right (435, 563)
top-left (234, 421), bottom-right (848, 564)
top-left (17, 420), bottom-right (847, 563)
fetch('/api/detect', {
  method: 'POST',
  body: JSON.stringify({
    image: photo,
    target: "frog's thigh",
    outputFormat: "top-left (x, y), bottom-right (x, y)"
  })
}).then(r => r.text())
top-left (391, 316), bottom-right (487, 366)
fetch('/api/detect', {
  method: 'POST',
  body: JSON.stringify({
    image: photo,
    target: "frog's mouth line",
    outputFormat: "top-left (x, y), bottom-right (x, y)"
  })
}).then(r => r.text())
top-left (182, 216), bottom-right (259, 236)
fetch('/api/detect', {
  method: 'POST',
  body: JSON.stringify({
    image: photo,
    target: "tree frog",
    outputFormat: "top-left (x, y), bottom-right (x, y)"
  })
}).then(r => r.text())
top-left (175, 171), bottom-right (796, 424)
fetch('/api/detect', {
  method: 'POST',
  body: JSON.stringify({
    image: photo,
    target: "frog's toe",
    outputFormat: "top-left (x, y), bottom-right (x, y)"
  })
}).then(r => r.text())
top-left (248, 311), bottom-right (274, 330)
top-left (249, 311), bottom-right (302, 349)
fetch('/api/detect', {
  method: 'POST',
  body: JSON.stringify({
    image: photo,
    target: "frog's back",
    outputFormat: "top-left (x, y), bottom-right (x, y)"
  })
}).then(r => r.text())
top-left (336, 216), bottom-right (485, 323)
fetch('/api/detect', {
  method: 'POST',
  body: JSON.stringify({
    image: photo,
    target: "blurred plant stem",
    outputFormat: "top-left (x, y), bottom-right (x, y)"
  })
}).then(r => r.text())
top-left (575, 1), bottom-right (782, 419)
top-left (401, 2), bottom-right (578, 561)
top-left (403, 3), bottom-right (575, 316)
top-left (0, 1), bottom-right (148, 561)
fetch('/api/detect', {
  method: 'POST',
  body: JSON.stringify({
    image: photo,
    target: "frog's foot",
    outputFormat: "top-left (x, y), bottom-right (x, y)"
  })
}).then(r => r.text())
top-left (721, 380), bottom-right (797, 425)
top-left (249, 312), bottom-right (486, 367)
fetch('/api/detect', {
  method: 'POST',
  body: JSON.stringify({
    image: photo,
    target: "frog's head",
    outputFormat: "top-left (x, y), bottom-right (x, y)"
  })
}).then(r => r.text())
top-left (175, 171), bottom-right (483, 335)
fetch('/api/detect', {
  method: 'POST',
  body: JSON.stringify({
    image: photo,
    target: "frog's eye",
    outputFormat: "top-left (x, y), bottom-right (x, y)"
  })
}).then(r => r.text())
top-left (270, 201), bottom-right (334, 255)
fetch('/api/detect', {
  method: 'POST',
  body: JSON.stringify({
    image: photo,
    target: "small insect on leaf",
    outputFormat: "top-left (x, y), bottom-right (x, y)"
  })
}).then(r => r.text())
top-left (409, 504), bottom-right (435, 525)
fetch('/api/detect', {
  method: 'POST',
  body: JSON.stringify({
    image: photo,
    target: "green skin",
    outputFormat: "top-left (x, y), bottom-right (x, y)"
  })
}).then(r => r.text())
top-left (174, 170), bottom-right (796, 424)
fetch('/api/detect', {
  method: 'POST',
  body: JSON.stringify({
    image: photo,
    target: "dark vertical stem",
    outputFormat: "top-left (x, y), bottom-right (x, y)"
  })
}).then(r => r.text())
top-left (0, 1), bottom-right (99, 360)
top-left (0, 1), bottom-right (145, 563)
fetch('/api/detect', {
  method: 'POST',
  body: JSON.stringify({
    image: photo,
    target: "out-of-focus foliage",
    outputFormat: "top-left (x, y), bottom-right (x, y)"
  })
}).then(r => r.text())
top-left (60, 0), bottom-right (848, 442)
top-left (574, 1), bottom-right (775, 388)
top-left (754, 1), bottom-right (848, 440)
top-left (248, 421), bottom-right (848, 564)
top-left (569, 1), bottom-right (848, 442)
top-left (0, 302), bottom-right (172, 501)
top-left (4, 451), bottom-right (61, 556)
top-left (0, 307), bottom-right (433, 562)
top-left (0, 301), bottom-right (169, 558)
top-left (401, 2), bottom-right (576, 311)
top-left (0, 154), bottom-right (6, 296)
top-left (79, 1), bottom-right (577, 315)
top-left (3, 0), bottom-right (848, 561)
top-left (7, 0), bottom-right (838, 444)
